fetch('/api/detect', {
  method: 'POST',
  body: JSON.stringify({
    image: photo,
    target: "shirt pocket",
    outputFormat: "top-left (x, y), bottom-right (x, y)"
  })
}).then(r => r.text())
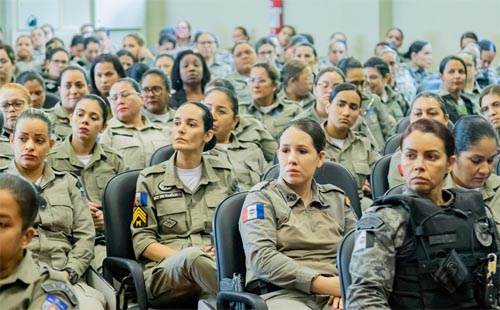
top-left (236, 160), bottom-right (262, 189)
top-left (204, 192), bottom-right (228, 231)
top-left (156, 198), bottom-right (189, 235)
top-left (113, 135), bottom-right (141, 151)
top-left (45, 194), bottom-right (74, 234)
top-left (96, 173), bottom-right (115, 190)
top-left (352, 162), bottom-right (372, 188)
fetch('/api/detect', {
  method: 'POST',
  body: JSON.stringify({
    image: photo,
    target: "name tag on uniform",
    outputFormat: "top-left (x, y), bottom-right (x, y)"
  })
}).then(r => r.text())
top-left (164, 218), bottom-right (177, 228)
top-left (153, 191), bottom-right (182, 201)
top-left (242, 203), bottom-right (264, 223)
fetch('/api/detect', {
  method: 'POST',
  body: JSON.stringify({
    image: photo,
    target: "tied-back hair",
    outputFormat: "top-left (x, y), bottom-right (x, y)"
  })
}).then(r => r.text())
top-left (14, 108), bottom-right (54, 138)
top-left (0, 174), bottom-right (40, 231)
top-left (401, 118), bottom-right (455, 159)
top-left (453, 115), bottom-right (498, 156)
top-left (279, 118), bottom-right (326, 153)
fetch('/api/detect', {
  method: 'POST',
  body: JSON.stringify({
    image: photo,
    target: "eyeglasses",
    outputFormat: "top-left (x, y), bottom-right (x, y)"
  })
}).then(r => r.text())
top-left (142, 86), bottom-right (164, 96)
top-left (317, 81), bottom-right (339, 90)
top-left (107, 91), bottom-right (140, 102)
top-left (197, 41), bottom-right (216, 45)
top-left (247, 78), bottom-right (269, 85)
top-left (0, 100), bottom-right (25, 111)
top-left (258, 50), bottom-right (274, 56)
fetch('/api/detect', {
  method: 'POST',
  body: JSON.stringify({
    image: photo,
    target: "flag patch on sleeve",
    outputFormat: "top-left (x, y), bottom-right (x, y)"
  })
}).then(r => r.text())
top-left (135, 192), bottom-right (148, 207)
top-left (242, 203), bottom-right (264, 223)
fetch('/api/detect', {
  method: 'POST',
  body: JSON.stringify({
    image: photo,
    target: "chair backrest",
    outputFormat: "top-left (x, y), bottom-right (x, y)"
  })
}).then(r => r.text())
top-left (370, 154), bottom-right (393, 199)
top-left (213, 191), bottom-right (248, 285)
top-left (262, 161), bottom-right (362, 219)
top-left (149, 144), bottom-right (175, 166)
top-left (383, 133), bottom-right (402, 156)
top-left (102, 169), bottom-right (141, 260)
top-left (384, 183), bottom-right (404, 196)
top-left (337, 229), bottom-right (355, 301)
top-left (395, 117), bottom-right (410, 134)
top-left (43, 92), bottom-right (60, 109)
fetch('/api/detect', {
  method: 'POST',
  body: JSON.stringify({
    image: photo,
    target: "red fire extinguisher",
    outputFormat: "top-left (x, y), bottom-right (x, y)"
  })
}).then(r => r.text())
top-left (269, 0), bottom-right (283, 35)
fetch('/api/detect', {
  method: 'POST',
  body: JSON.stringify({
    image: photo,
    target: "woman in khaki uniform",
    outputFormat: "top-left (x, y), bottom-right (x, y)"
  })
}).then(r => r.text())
top-left (241, 62), bottom-right (300, 139)
top-left (0, 83), bottom-right (29, 159)
top-left (203, 86), bottom-right (267, 191)
top-left (239, 118), bottom-right (357, 310)
top-left (4, 109), bottom-right (105, 308)
top-left (323, 83), bottom-right (380, 211)
top-left (46, 94), bottom-right (125, 271)
top-left (100, 78), bottom-right (170, 170)
top-left (131, 102), bottom-right (237, 306)
top-left (480, 84), bottom-right (500, 138)
top-left (44, 66), bottom-right (90, 141)
top-left (0, 174), bottom-right (78, 310)
top-left (225, 41), bottom-right (256, 106)
top-left (278, 59), bottom-right (316, 110)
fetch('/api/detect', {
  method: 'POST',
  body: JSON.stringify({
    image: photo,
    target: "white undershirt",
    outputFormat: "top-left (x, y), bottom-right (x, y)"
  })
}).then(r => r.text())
top-left (77, 154), bottom-right (92, 166)
top-left (152, 112), bottom-right (170, 123)
top-left (257, 102), bottom-right (279, 114)
top-left (217, 143), bottom-right (230, 150)
top-left (327, 136), bottom-right (345, 149)
top-left (176, 164), bottom-right (203, 191)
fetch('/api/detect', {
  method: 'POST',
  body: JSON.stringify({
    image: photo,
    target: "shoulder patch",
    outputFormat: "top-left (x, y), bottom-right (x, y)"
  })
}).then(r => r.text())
top-left (135, 192), bottom-right (148, 207)
top-left (132, 206), bottom-right (147, 228)
top-left (41, 281), bottom-right (78, 306)
top-left (242, 203), bottom-right (265, 223)
top-left (249, 179), bottom-right (273, 192)
top-left (43, 294), bottom-right (68, 310)
top-left (140, 163), bottom-right (166, 176)
top-left (205, 155), bottom-right (232, 170)
top-left (357, 215), bottom-right (385, 231)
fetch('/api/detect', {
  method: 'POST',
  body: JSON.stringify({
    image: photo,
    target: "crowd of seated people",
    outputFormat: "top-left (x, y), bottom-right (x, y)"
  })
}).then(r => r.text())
top-left (1, 19), bottom-right (500, 309)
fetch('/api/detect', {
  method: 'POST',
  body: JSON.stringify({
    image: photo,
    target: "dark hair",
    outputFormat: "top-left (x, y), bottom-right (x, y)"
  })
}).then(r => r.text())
top-left (234, 26), bottom-right (250, 40)
top-left (89, 54), bottom-right (126, 96)
top-left (364, 56), bottom-right (390, 77)
top-left (480, 84), bottom-right (500, 108)
top-left (84, 36), bottom-right (100, 49)
top-left (403, 40), bottom-right (429, 59)
top-left (0, 174), bottom-right (39, 231)
top-left (386, 27), bottom-right (404, 40)
top-left (255, 37), bottom-right (276, 52)
top-left (80, 23), bottom-right (95, 34)
top-left (288, 34), bottom-right (311, 48)
top-left (45, 37), bottom-right (65, 51)
top-left (142, 68), bottom-right (171, 92)
top-left (205, 86), bottom-right (239, 118)
top-left (329, 82), bottom-right (362, 103)
top-left (454, 115), bottom-right (497, 156)
top-left (253, 62), bottom-right (280, 98)
top-left (14, 108), bottom-right (54, 138)
top-left (158, 34), bottom-right (176, 48)
top-left (124, 33), bottom-right (145, 47)
top-left (401, 118), bottom-right (455, 158)
top-left (206, 78), bottom-right (236, 93)
top-left (314, 66), bottom-right (345, 85)
top-left (281, 25), bottom-right (296, 37)
top-left (114, 77), bottom-right (141, 93)
top-left (70, 34), bottom-right (85, 47)
top-left (337, 57), bottom-right (362, 75)
top-left (231, 41), bottom-right (254, 55)
top-left (170, 50), bottom-right (211, 92)
top-left (0, 44), bottom-right (16, 64)
top-left (177, 102), bottom-right (216, 151)
top-left (15, 70), bottom-right (45, 89)
top-left (294, 42), bottom-right (318, 58)
top-left (411, 92), bottom-right (448, 116)
top-left (116, 49), bottom-right (137, 63)
top-left (74, 94), bottom-right (108, 125)
top-left (194, 31), bottom-right (218, 47)
top-left (127, 63), bottom-right (150, 83)
top-left (155, 53), bottom-right (174, 63)
top-left (479, 39), bottom-right (497, 53)
top-left (329, 39), bottom-right (348, 51)
top-left (46, 47), bottom-right (69, 61)
top-left (460, 32), bottom-right (478, 47)
top-left (281, 59), bottom-right (306, 86)
top-left (58, 65), bottom-right (89, 86)
top-left (298, 33), bottom-right (314, 45)
top-left (438, 55), bottom-right (466, 76)
top-left (279, 118), bottom-right (326, 153)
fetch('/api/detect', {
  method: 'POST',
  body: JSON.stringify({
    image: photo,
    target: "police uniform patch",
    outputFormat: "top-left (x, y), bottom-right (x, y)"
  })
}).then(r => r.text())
top-left (135, 192), bottom-right (148, 207)
top-left (42, 294), bottom-right (68, 310)
top-left (132, 206), bottom-right (147, 228)
top-left (153, 191), bottom-right (182, 201)
top-left (286, 193), bottom-right (297, 202)
top-left (158, 181), bottom-right (172, 192)
top-left (345, 196), bottom-right (351, 207)
top-left (353, 230), bottom-right (375, 252)
top-left (242, 203), bottom-right (265, 223)
top-left (163, 218), bottom-right (177, 228)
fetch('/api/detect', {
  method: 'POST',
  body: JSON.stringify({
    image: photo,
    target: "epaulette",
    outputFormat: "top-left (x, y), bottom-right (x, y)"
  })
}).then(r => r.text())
top-left (140, 162), bottom-right (167, 176)
top-left (249, 179), bottom-right (273, 192)
top-left (205, 154), bottom-right (233, 171)
top-left (317, 183), bottom-right (345, 194)
top-left (101, 143), bottom-right (124, 159)
top-left (41, 281), bottom-right (78, 306)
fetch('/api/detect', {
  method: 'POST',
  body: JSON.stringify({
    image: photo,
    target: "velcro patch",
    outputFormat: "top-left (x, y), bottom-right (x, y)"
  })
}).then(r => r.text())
top-left (353, 230), bottom-right (375, 252)
top-left (135, 192), bottom-right (148, 207)
top-left (357, 216), bottom-right (384, 231)
top-left (132, 206), bottom-right (147, 228)
top-left (153, 191), bottom-right (182, 201)
top-left (42, 294), bottom-right (68, 310)
top-left (242, 203), bottom-right (265, 223)
top-left (163, 218), bottom-right (177, 228)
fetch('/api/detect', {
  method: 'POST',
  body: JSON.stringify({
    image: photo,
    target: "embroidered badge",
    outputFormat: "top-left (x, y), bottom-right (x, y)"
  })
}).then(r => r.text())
top-left (163, 218), bottom-right (177, 228)
top-left (158, 181), bottom-right (172, 192)
top-left (135, 192), bottom-right (148, 208)
top-left (153, 191), bottom-right (183, 201)
top-left (242, 203), bottom-right (265, 223)
top-left (132, 206), bottom-right (147, 228)
top-left (42, 294), bottom-right (68, 310)
top-left (286, 193), bottom-right (297, 202)
top-left (345, 196), bottom-right (351, 207)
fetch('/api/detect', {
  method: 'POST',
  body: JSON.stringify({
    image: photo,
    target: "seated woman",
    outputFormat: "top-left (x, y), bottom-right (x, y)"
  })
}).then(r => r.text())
top-left (241, 62), bottom-right (300, 139)
top-left (3, 109), bottom-right (105, 308)
top-left (203, 86), bottom-right (267, 191)
top-left (100, 78), bottom-right (170, 170)
top-left (401, 40), bottom-right (433, 87)
top-left (45, 65), bottom-right (90, 141)
top-left (46, 94), bottom-right (125, 271)
top-left (0, 174), bottom-right (78, 309)
top-left (89, 53), bottom-right (126, 112)
top-left (324, 83), bottom-right (380, 211)
top-left (479, 84), bottom-right (500, 138)
top-left (225, 41), bottom-right (257, 106)
top-left (15, 70), bottom-right (46, 109)
top-left (131, 102), bottom-right (237, 305)
top-left (278, 59), bottom-right (315, 110)
top-left (239, 118), bottom-right (357, 309)
top-left (388, 92), bottom-right (450, 188)
top-left (347, 118), bottom-right (498, 310)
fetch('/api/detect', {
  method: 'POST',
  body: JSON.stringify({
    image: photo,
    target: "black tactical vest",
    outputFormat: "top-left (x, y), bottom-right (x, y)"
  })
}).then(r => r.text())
top-left (373, 188), bottom-right (499, 309)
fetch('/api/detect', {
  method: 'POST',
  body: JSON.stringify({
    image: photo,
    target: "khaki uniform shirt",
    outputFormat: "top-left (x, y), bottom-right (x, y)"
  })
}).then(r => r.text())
top-left (208, 60), bottom-right (232, 79)
top-left (380, 85), bottom-right (409, 122)
top-left (0, 134), bottom-right (13, 160)
top-left (141, 107), bottom-right (175, 132)
top-left (131, 153), bottom-right (238, 270)
top-left (0, 251), bottom-right (79, 310)
top-left (234, 114), bottom-right (278, 163)
top-left (239, 100), bottom-right (301, 140)
top-left (45, 102), bottom-right (72, 141)
top-left (463, 81), bottom-right (482, 107)
top-left (277, 89), bottom-right (316, 112)
top-left (206, 134), bottom-right (268, 191)
top-left (239, 178), bottom-right (357, 293)
top-left (294, 105), bottom-right (324, 124)
top-left (100, 116), bottom-right (171, 170)
top-left (225, 71), bottom-right (252, 107)
top-left (3, 162), bottom-right (95, 277)
top-left (46, 135), bottom-right (126, 205)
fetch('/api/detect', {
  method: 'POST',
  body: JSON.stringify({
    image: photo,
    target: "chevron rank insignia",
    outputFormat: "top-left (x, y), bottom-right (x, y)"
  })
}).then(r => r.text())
top-left (132, 206), bottom-right (147, 228)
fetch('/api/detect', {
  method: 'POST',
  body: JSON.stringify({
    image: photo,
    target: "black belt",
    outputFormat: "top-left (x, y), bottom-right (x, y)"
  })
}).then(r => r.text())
top-left (246, 280), bottom-right (282, 295)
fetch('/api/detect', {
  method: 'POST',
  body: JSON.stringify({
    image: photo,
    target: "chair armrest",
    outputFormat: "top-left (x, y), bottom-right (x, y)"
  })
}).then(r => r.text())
top-left (216, 291), bottom-right (268, 310)
top-left (103, 257), bottom-right (148, 310)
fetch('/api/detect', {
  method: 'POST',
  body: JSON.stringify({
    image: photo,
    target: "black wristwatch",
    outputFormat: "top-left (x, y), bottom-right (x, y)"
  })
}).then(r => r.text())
top-left (64, 267), bottom-right (79, 285)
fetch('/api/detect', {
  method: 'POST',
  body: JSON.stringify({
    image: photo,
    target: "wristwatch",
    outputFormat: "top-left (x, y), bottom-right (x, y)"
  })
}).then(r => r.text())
top-left (64, 267), bottom-right (79, 285)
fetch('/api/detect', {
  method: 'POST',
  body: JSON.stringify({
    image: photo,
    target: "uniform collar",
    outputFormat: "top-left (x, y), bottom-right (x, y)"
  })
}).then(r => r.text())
top-left (276, 176), bottom-right (327, 208)
top-left (107, 115), bottom-right (161, 130)
top-left (248, 99), bottom-right (283, 114)
top-left (54, 102), bottom-right (70, 120)
top-left (53, 135), bottom-right (107, 168)
top-left (0, 251), bottom-right (39, 286)
top-left (446, 172), bottom-right (500, 201)
top-left (403, 186), bottom-right (455, 207)
top-left (162, 152), bottom-right (220, 190)
top-left (141, 107), bottom-right (175, 123)
top-left (322, 121), bottom-right (358, 149)
top-left (7, 160), bottom-right (56, 189)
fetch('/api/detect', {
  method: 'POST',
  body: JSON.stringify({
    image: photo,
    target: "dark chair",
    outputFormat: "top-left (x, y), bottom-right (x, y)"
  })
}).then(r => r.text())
top-left (385, 183), bottom-right (404, 196)
top-left (383, 133), bottom-right (401, 156)
top-left (336, 229), bottom-right (355, 301)
top-left (395, 117), bottom-right (410, 134)
top-left (262, 161), bottom-right (362, 219)
top-left (149, 144), bottom-right (175, 166)
top-left (43, 92), bottom-right (59, 109)
top-left (213, 192), bottom-right (268, 310)
top-left (370, 154), bottom-right (393, 199)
